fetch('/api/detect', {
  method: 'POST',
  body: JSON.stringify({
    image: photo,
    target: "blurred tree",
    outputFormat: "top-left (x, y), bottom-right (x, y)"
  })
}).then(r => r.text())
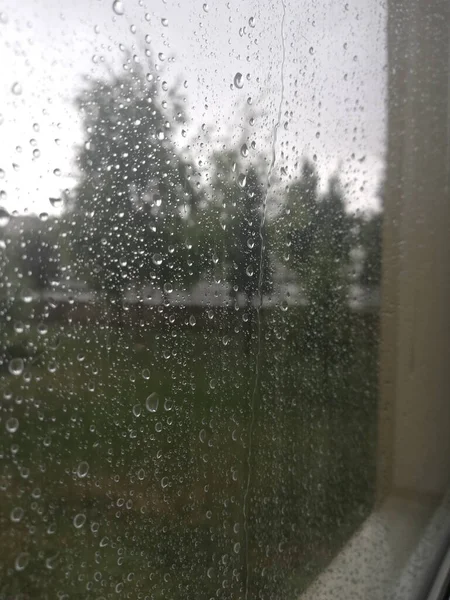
top-left (23, 226), bottom-right (59, 292)
top-left (356, 183), bottom-right (384, 288)
top-left (70, 54), bottom-right (200, 312)
top-left (207, 148), bottom-right (272, 306)
top-left (204, 146), bottom-right (272, 352)
top-left (0, 215), bottom-right (60, 294)
top-left (274, 160), bottom-right (353, 371)
top-left (229, 166), bottom-right (273, 308)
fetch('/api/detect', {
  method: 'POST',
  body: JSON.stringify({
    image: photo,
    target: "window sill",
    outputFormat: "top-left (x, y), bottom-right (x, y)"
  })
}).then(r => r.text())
top-left (300, 491), bottom-right (450, 600)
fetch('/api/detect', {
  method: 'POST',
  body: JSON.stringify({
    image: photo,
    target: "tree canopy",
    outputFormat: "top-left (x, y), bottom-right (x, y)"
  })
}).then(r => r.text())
top-left (64, 55), bottom-right (383, 316)
top-left (70, 56), bottom-right (199, 298)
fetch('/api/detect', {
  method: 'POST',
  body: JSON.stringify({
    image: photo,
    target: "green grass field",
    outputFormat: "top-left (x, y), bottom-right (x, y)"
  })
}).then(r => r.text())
top-left (0, 305), bottom-right (379, 599)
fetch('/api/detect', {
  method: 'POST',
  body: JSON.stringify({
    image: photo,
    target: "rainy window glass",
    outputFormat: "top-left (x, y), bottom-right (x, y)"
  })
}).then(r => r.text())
top-left (0, 0), bottom-right (392, 598)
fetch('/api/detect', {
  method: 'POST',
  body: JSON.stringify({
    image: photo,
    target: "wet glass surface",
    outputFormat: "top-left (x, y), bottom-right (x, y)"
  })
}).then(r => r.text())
top-left (0, 1), bottom-right (385, 597)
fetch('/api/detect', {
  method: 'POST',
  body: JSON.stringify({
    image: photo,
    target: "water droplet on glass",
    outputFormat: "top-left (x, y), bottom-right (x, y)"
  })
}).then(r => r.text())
top-left (6, 417), bottom-right (19, 433)
top-left (49, 198), bottom-right (63, 208)
top-left (161, 17), bottom-right (169, 26)
top-left (146, 392), bottom-right (159, 413)
top-left (161, 476), bottom-right (169, 488)
top-left (240, 143), bottom-right (248, 157)
top-left (76, 461), bottom-right (89, 478)
top-left (45, 553), bottom-right (59, 570)
top-left (14, 321), bottom-right (24, 334)
top-left (246, 265), bottom-right (254, 277)
top-left (39, 211), bottom-right (48, 222)
top-left (233, 72), bottom-right (244, 89)
top-left (249, 16), bottom-right (255, 27)
top-left (53, 168), bottom-right (61, 177)
top-left (142, 368), bottom-right (150, 380)
top-left (20, 288), bottom-right (33, 303)
top-left (15, 552), bottom-right (29, 571)
top-left (203, 3), bottom-right (209, 11)
top-left (238, 173), bottom-right (247, 188)
top-left (112, 0), bottom-right (124, 15)
top-left (309, 46), bottom-right (314, 55)
top-left (189, 315), bottom-right (196, 327)
top-left (11, 82), bottom-right (22, 96)
top-left (8, 358), bottom-right (24, 377)
top-left (132, 403), bottom-right (142, 417)
top-left (47, 522), bottom-right (57, 535)
top-left (0, 208), bottom-right (10, 227)
top-left (37, 323), bottom-right (48, 337)
top-left (73, 513), bottom-right (86, 529)
top-left (10, 507), bottom-right (24, 522)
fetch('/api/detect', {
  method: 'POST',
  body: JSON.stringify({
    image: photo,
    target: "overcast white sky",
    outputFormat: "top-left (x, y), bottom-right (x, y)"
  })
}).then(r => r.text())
top-left (0, 0), bottom-right (386, 216)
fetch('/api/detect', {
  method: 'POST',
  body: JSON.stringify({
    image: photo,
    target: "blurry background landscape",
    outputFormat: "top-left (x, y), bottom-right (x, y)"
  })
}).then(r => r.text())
top-left (0, 0), bottom-right (384, 598)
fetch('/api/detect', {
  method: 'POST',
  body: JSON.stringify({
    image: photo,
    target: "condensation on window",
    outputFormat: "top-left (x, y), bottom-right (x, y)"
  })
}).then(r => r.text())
top-left (0, 0), bottom-right (385, 598)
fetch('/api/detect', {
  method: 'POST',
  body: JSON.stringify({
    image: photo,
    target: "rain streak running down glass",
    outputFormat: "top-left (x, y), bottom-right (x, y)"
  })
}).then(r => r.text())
top-left (0, 0), bottom-right (385, 598)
